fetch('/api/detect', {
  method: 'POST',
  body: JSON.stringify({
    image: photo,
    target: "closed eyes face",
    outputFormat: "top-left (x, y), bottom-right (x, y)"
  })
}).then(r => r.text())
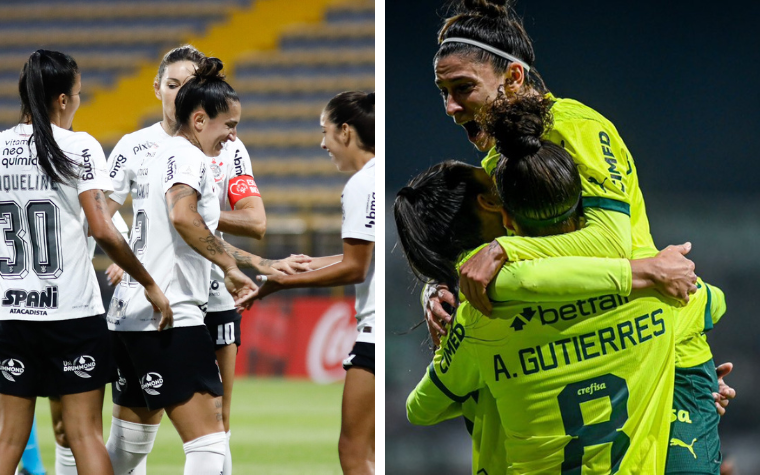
top-left (435, 54), bottom-right (504, 152)
top-left (155, 60), bottom-right (197, 124)
top-left (200, 100), bottom-right (240, 157)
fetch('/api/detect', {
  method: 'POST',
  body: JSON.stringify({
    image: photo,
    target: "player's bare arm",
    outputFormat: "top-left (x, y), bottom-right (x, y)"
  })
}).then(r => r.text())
top-left (80, 189), bottom-right (173, 329)
top-left (217, 195), bottom-right (267, 239)
top-left (166, 183), bottom-right (257, 306)
top-left (254, 239), bottom-right (373, 300)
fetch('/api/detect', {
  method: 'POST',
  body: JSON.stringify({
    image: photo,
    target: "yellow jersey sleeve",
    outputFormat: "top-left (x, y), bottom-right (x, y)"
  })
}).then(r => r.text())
top-left (406, 320), bottom-right (484, 426)
top-left (488, 256), bottom-right (632, 302)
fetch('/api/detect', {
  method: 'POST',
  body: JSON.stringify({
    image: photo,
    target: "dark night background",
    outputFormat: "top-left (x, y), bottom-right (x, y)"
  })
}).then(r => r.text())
top-left (385, 1), bottom-right (760, 473)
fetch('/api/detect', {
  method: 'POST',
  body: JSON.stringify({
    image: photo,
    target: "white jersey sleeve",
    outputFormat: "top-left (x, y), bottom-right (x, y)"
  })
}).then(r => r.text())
top-left (341, 158), bottom-right (375, 343)
top-left (341, 160), bottom-right (376, 243)
top-left (72, 134), bottom-right (113, 195)
top-left (107, 123), bottom-right (169, 205)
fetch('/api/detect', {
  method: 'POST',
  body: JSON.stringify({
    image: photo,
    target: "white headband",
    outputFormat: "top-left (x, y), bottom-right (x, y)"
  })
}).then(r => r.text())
top-left (441, 37), bottom-right (531, 74)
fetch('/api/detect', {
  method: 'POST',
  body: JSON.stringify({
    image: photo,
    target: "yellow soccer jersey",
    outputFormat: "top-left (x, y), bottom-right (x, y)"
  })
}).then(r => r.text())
top-left (408, 293), bottom-right (685, 474)
top-left (483, 93), bottom-right (656, 262)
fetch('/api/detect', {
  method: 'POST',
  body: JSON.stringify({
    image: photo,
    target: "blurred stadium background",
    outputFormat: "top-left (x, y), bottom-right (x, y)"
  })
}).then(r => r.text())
top-left (0, 0), bottom-right (373, 472)
top-left (386, 1), bottom-right (760, 474)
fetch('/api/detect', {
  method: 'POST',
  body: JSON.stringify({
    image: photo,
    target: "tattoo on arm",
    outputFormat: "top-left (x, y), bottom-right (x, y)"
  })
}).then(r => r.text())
top-left (260, 258), bottom-right (274, 267)
top-left (166, 184), bottom-right (198, 213)
top-left (221, 240), bottom-right (253, 268)
top-left (198, 233), bottom-right (225, 256)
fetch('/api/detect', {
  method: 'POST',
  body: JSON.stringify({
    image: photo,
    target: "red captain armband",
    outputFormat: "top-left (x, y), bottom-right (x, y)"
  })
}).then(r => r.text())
top-left (228, 175), bottom-right (261, 207)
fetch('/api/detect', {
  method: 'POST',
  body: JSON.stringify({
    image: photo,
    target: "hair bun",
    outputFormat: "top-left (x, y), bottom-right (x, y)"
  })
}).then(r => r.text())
top-left (366, 92), bottom-right (375, 105)
top-left (461, 0), bottom-right (509, 18)
top-left (195, 57), bottom-right (225, 82)
top-left (478, 92), bottom-right (553, 158)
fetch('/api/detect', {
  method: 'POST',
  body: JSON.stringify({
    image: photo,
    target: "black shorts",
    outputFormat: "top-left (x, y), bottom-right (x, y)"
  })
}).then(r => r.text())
top-left (205, 309), bottom-right (242, 350)
top-left (343, 342), bottom-right (374, 374)
top-left (111, 326), bottom-right (224, 411)
top-left (0, 315), bottom-right (115, 398)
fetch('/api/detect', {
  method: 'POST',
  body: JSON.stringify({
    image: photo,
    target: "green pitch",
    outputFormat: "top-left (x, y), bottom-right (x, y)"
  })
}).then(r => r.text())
top-left (31, 378), bottom-right (344, 475)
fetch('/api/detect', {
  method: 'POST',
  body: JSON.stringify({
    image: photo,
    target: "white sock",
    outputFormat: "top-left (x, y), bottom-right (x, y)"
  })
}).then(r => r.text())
top-left (55, 442), bottom-right (78, 475)
top-left (183, 432), bottom-right (227, 475)
top-left (223, 430), bottom-right (232, 474)
top-left (105, 417), bottom-right (159, 475)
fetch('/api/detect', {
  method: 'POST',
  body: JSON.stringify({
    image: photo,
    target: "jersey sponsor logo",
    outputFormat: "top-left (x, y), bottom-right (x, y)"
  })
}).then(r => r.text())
top-left (365, 192), bottom-right (375, 229)
top-left (439, 321), bottom-right (465, 374)
top-left (598, 131), bottom-right (625, 193)
top-left (165, 156), bottom-right (176, 182)
top-left (2, 153), bottom-right (35, 168)
top-left (671, 408), bottom-right (693, 424)
top-left (210, 158), bottom-right (225, 183)
top-left (114, 368), bottom-right (127, 392)
top-left (109, 154), bottom-right (128, 178)
top-left (0, 174), bottom-right (59, 192)
top-left (209, 280), bottom-right (221, 297)
top-left (107, 297), bottom-right (127, 325)
top-left (587, 176), bottom-right (609, 193)
top-left (229, 177), bottom-right (259, 197)
top-left (0, 358), bottom-right (24, 382)
top-left (132, 141), bottom-right (156, 156)
top-left (80, 149), bottom-right (95, 181)
top-left (199, 303), bottom-right (208, 316)
top-left (670, 437), bottom-right (698, 459)
top-left (63, 355), bottom-right (96, 378)
top-left (140, 372), bottom-right (164, 395)
top-left (233, 149), bottom-right (245, 176)
top-left (2, 286), bottom-right (58, 310)
top-left (510, 294), bottom-right (629, 331)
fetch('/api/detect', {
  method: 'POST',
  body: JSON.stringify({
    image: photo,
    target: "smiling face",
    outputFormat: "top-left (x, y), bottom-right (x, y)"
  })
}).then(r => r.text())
top-left (320, 111), bottom-right (350, 171)
top-left (195, 100), bottom-right (241, 156)
top-left (155, 60), bottom-right (197, 129)
top-left (435, 54), bottom-right (506, 152)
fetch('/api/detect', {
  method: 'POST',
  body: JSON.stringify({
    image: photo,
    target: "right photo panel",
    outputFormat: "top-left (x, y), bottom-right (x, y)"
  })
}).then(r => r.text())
top-left (385, 1), bottom-right (760, 474)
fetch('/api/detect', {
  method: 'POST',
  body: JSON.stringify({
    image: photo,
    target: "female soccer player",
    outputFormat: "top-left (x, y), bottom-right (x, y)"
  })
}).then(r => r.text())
top-left (89, 45), bottom-right (308, 475)
top-left (103, 57), bottom-right (259, 474)
top-left (423, 2), bottom-right (732, 472)
top-left (395, 95), bottom-right (726, 473)
top-left (253, 91), bottom-right (375, 475)
top-left (0, 49), bottom-right (171, 475)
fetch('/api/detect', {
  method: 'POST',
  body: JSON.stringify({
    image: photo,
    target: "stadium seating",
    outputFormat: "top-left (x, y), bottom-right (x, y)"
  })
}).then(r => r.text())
top-left (1, 0), bottom-right (374, 275)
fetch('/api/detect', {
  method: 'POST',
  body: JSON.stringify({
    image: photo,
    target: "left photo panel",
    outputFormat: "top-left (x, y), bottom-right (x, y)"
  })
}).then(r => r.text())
top-left (0, 1), bottom-right (375, 474)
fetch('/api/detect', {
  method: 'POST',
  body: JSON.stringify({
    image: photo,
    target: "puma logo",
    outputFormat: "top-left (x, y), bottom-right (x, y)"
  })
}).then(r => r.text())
top-left (587, 176), bottom-right (609, 192)
top-left (670, 437), bottom-right (697, 459)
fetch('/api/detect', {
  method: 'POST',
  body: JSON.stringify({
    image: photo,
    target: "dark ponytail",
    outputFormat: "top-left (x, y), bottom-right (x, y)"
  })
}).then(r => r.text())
top-left (173, 57), bottom-right (239, 132)
top-left (394, 161), bottom-right (490, 292)
top-left (18, 50), bottom-right (80, 185)
top-left (324, 91), bottom-right (374, 153)
top-left (480, 92), bottom-right (582, 236)
top-left (436, 0), bottom-right (547, 92)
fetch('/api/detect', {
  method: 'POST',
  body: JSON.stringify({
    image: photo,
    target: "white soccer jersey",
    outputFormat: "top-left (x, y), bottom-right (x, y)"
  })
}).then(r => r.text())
top-left (107, 123), bottom-right (255, 313)
top-left (107, 136), bottom-right (220, 331)
top-left (0, 124), bottom-right (112, 321)
top-left (341, 157), bottom-right (375, 343)
top-left (206, 140), bottom-right (256, 312)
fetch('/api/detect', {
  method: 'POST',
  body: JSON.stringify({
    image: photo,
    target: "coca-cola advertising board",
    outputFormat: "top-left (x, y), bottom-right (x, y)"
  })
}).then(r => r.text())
top-left (235, 297), bottom-right (357, 383)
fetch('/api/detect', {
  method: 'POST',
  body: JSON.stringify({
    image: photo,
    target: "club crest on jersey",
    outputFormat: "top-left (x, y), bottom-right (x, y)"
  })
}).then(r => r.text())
top-left (2, 286), bottom-right (58, 315)
top-left (140, 372), bottom-right (164, 395)
top-left (63, 355), bottom-right (96, 378)
top-left (210, 158), bottom-right (225, 183)
top-left (0, 358), bottom-right (24, 382)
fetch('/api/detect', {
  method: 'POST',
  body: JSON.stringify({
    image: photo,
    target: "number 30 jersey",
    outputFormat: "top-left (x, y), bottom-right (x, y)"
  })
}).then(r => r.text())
top-left (0, 124), bottom-right (113, 321)
top-left (108, 136), bottom-right (220, 331)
